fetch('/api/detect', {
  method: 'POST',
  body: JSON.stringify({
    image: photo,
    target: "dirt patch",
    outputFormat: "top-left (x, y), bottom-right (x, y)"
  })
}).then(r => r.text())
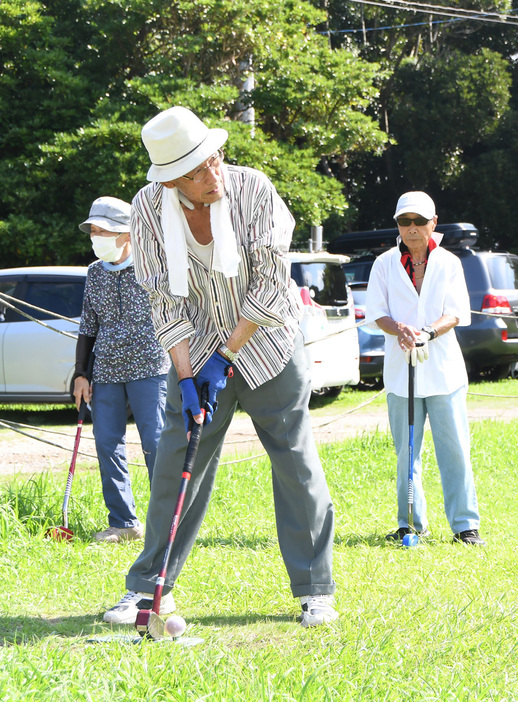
top-left (0, 400), bottom-right (517, 476)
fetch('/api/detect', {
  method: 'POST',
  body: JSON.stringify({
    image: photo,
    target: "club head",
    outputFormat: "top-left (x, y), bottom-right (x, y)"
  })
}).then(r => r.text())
top-left (402, 533), bottom-right (419, 548)
top-left (46, 526), bottom-right (73, 542)
top-left (135, 609), bottom-right (165, 640)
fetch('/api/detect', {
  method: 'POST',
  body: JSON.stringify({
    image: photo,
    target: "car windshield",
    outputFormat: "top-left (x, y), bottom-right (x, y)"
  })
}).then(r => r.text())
top-left (342, 260), bottom-right (374, 284)
top-left (291, 262), bottom-right (349, 306)
top-left (485, 255), bottom-right (518, 291)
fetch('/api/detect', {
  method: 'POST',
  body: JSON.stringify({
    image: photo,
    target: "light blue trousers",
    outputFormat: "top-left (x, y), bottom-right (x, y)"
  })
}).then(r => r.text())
top-left (126, 334), bottom-right (336, 598)
top-left (91, 375), bottom-right (167, 528)
top-left (387, 387), bottom-right (480, 534)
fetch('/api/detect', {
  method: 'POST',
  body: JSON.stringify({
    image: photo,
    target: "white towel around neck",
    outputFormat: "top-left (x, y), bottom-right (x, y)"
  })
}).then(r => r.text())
top-left (161, 186), bottom-right (241, 297)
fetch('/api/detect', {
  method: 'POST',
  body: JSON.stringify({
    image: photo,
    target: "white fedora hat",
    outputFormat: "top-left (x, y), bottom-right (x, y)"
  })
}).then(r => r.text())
top-left (142, 106), bottom-right (228, 182)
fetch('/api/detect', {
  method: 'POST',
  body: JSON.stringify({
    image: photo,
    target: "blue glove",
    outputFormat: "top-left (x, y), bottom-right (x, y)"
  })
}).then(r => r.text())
top-left (178, 377), bottom-right (202, 433)
top-left (197, 351), bottom-right (232, 413)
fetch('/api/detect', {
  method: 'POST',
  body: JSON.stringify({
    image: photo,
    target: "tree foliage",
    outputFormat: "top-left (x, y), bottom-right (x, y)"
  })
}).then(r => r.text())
top-left (1, 0), bottom-right (518, 265)
top-left (322, 0), bottom-right (518, 247)
top-left (0, 0), bottom-right (387, 265)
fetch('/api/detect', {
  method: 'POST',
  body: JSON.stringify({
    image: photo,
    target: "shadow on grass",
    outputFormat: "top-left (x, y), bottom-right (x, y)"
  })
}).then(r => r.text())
top-left (196, 535), bottom-right (278, 549)
top-left (0, 406), bottom-right (86, 426)
top-left (335, 532), bottom-right (441, 547)
top-left (188, 613), bottom-right (295, 627)
top-left (0, 614), bottom-right (105, 645)
top-left (334, 532), bottom-right (388, 547)
top-left (0, 611), bottom-right (296, 646)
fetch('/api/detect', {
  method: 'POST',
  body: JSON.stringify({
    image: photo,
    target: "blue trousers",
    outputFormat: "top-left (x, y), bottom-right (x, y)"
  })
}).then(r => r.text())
top-left (387, 387), bottom-right (481, 534)
top-left (126, 334), bottom-right (336, 598)
top-left (91, 375), bottom-right (167, 528)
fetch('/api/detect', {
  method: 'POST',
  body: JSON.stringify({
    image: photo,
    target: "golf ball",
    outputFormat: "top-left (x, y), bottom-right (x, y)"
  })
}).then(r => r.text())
top-left (164, 614), bottom-right (187, 638)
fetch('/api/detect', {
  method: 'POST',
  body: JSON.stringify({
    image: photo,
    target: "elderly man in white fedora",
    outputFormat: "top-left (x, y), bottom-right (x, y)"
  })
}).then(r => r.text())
top-left (366, 191), bottom-right (484, 546)
top-left (103, 106), bottom-right (338, 627)
top-left (73, 196), bottom-right (170, 543)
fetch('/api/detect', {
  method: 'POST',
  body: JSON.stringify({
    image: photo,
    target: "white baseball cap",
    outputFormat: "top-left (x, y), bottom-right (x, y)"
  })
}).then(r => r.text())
top-left (394, 191), bottom-right (436, 221)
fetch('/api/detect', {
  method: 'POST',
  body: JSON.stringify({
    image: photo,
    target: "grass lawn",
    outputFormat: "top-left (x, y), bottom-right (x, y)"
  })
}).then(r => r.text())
top-left (1, 381), bottom-right (518, 700)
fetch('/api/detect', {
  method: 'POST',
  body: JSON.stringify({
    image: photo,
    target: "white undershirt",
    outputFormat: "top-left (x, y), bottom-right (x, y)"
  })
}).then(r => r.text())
top-left (184, 225), bottom-right (213, 270)
top-left (178, 192), bottom-right (214, 270)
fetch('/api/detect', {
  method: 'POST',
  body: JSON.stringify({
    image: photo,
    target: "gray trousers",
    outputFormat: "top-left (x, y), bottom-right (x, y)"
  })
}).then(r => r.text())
top-left (126, 333), bottom-right (336, 598)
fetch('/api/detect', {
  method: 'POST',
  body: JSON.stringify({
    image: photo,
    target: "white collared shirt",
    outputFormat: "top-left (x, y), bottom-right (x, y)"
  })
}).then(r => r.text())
top-left (365, 244), bottom-right (470, 397)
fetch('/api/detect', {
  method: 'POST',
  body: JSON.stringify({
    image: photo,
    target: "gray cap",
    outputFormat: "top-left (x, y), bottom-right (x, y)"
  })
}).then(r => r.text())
top-left (79, 196), bottom-right (131, 234)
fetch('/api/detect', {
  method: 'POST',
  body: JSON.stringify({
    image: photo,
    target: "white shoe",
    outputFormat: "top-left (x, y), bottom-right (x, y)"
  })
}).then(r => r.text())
top-left (103, 590), bottom-right (176, 624)
top-left (95, 525), bottom-right (144, 543)
top-left (300, 595), bottom-right (339, 627)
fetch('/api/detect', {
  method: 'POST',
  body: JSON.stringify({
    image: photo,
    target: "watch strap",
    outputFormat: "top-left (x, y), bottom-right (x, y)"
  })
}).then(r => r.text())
top-left (421, 325), bottom-right (437, 341)
top-left (219, 344), bottom-right (240, 362)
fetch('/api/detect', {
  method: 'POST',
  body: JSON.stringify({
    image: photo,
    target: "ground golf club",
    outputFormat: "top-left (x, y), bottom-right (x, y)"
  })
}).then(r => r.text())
top-left (47, 355), bottom-right (93, 541)
top-left (402, 345), bottom-right (423, 549)
top-left (135, 386), bottom-right (208, 641)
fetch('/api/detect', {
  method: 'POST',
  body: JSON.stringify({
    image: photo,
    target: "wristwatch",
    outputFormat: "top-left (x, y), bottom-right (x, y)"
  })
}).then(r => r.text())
top-left (421, 325), bottom-right (438, 341)
top-left (218, 344), bottom-right (240, 362)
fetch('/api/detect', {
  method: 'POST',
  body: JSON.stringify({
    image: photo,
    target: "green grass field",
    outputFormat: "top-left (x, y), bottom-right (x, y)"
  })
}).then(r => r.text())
top-left (1, 382), bottom-right (518, 700)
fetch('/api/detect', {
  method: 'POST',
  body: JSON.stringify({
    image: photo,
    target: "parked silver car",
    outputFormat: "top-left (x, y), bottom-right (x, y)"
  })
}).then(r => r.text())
top-left (0, 266), bottom-right (87, 403)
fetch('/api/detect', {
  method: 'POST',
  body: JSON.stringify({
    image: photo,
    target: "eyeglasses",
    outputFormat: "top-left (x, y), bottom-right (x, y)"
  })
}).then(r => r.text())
top-left (182, 150), bottom-right (224, 183)
top-left (397, 216), bottom-right (431, 227)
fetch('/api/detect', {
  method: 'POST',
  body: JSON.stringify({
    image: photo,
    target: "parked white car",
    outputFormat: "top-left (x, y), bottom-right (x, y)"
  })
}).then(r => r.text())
top-left (0, 257), bottom-right (360, 405)
top-left (289, 252), bottom-right (360, 395)
top-left (0, 266), bottom-right (87, 403)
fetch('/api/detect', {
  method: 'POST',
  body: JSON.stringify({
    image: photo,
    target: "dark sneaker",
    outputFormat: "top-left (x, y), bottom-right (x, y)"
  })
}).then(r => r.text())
top-left (386, 527), bottom-right (431, 541)
top-left (453, 529), bottom-right (485, 546)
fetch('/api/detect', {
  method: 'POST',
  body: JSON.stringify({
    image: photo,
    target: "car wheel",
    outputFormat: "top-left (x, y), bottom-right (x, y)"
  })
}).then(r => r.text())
top-left (358, 377), bottom-right (384, 390)
top-left (474, 363), bottom-right (513, 381)
top-left (311, 386), bottom-right (344, 399)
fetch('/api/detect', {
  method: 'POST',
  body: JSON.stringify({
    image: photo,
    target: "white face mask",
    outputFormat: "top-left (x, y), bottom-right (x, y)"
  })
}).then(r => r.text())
top-left (91, 235), bottom-right (123, 262)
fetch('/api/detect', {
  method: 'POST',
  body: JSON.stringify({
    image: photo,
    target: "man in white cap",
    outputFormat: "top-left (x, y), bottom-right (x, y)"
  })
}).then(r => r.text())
top-left (74, 196), bottom-right (170, 542)
top-left (103, 107), bottom-right (338, 626)
top-left (366, 191), bottom-right (484, 545)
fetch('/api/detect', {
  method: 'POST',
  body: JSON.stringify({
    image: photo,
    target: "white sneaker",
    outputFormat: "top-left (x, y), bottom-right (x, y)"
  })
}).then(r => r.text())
top-left (95, 525), bottom-right (144, 543)
top-left (300, 595), bottom-right (339, 627)
top-left (103, 590), bottom-right (176, 624)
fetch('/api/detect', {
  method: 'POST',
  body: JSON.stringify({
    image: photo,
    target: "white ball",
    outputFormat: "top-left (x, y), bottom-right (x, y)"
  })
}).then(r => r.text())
top-left (164, 614), bottom-right (187, 638)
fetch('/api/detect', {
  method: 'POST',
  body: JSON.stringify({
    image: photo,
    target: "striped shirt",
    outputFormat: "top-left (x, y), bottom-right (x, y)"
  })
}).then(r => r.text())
top-left (130, 165), bottom-right (303, 389)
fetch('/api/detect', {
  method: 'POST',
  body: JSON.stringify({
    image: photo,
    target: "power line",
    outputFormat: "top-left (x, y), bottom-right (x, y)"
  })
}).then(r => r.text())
top-left (346, 0), bottom-right (518, 26)
top-left (323, 17), bottom-right (461, 33)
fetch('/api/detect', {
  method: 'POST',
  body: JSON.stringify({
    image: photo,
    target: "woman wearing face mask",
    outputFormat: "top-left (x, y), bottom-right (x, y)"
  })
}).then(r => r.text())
top-left (73, 196), bottom-right (170, 542)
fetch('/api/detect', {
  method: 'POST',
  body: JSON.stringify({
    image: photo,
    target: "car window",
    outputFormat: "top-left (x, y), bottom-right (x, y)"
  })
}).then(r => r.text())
top-left (342, 260), bottom-right (374, 283)
top-left (0, 278), bottom-right (19, 323)
top-left (350, 287), bottom-right (367, 305)
top-left (485, 255), bottom-right (518, 291)
top-left (291, 262), bottom-right (349, 306)
top-left (2, 279), bottom-right (85, 323)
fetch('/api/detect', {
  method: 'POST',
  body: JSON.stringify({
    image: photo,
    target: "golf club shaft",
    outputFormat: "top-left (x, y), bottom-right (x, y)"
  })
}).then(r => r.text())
top-left (61, 399), bottom-right (87, 528)
top-left (408, 362), bottom-right (415, 531)
top-left (151, 413), bottom-right (205, 615)
top-left (61, 353), bottom-right (94, 530)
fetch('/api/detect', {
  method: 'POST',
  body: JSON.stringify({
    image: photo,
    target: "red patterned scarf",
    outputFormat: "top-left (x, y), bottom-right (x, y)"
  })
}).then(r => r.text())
top-left (400, 238), bottom-right (437, 288)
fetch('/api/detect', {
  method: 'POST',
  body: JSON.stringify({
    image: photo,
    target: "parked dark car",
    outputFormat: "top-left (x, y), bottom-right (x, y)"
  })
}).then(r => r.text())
top-left (348, 282), bottom-right (384, 385)
top-left (329, 223), bottom-right (518, 379)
